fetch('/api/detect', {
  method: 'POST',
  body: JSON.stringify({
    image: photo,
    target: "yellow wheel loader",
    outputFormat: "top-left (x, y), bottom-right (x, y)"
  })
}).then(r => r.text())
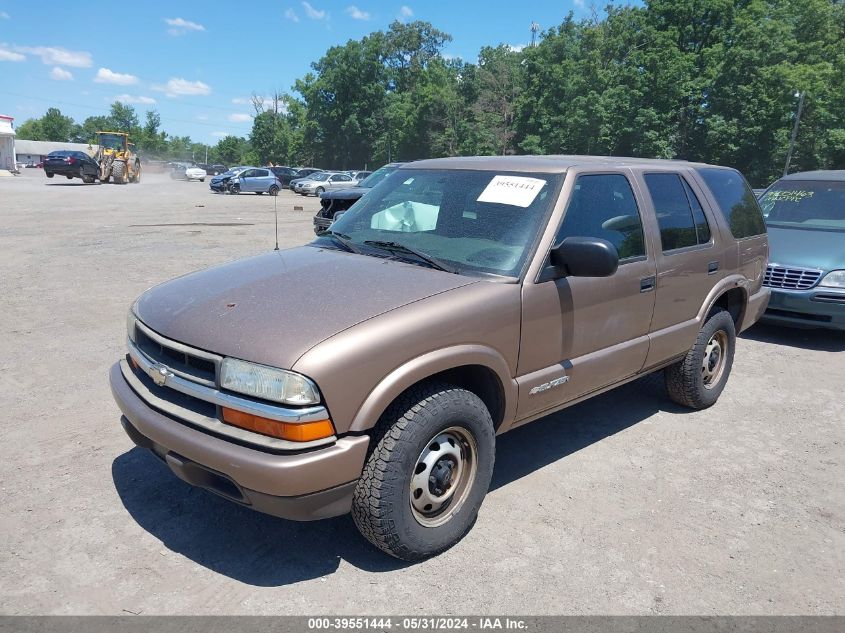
top-left (96, 132), bottom-right (141, 184)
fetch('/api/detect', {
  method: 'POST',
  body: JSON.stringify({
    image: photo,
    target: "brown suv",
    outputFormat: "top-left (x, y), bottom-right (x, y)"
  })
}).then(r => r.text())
top-left (110, 156), bottom-right (769, 560)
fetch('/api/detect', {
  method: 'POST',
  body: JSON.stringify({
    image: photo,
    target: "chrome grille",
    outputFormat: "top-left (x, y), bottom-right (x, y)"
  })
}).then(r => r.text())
top-left (763, 265), bottom-right (822, 290)
top-left (132, 320), bottom-right (218, 386)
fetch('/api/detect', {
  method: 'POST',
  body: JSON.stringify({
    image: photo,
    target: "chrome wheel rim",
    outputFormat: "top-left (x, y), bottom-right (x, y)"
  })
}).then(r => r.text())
top-left (702, 330), bottom-right (728, 389)
top-left (410, 426), bottom-right (478, 528)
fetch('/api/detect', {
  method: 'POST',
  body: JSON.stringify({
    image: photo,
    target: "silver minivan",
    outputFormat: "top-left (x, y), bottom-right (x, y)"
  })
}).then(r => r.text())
top-left (229, 168), bottom-right (282, 195)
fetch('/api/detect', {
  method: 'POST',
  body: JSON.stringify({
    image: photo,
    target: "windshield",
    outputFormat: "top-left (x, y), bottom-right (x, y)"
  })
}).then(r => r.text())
top-left (318, 168), bottom-right (562, 278)
top-left (760, 180), bottom-right (845, 232)
top-left (310, 172), bottom-right (330, 182)
top-left (99, 134), bottom-right (125, 150)
top-left (360, 165), bottom-right (398, 188)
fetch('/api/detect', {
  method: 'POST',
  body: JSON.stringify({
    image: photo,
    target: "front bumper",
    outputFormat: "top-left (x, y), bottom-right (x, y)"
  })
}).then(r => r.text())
top-left (313, 215), bottom-right (333, 234)
top-left (109, 362), bottom-right (370, 520)
top-left (761, 286), bottom-right (845, 330)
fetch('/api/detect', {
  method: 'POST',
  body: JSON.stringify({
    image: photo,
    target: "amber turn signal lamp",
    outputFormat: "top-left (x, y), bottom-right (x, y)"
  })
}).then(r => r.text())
top-left (221, 407), bottom-right (335, 442)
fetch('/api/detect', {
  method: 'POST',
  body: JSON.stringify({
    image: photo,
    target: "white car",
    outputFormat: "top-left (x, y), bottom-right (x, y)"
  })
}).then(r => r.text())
top-left (184, 166), bottom-right (207, 182)
top-left (170, 164), bottom-right (207, 182)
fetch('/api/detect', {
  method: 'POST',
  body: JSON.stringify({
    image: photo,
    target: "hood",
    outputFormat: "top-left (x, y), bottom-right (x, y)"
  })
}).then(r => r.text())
top-left (320, 187), bottom-right (368, 200)
top-left (134, 246), bottom-right (478, 369)
top-left (767, 225), bottom-right (845, 272)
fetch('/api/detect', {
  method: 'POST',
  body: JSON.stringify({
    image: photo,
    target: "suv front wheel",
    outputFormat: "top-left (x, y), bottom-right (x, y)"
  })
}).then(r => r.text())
top-left (352, 383), bottom-right (495, 561)
top-left (665, 308), bottom-right (736, 409)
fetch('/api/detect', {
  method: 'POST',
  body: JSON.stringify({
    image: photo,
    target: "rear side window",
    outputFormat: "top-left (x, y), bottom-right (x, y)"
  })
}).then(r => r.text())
top-left (556, 174), bottom-right (645, 260)
top-left (644, 173), bottom-right (711, 251)
top-left (697, 168), bottom-right (766, 238)
top-left (255, 169), bottom-right (269, 178)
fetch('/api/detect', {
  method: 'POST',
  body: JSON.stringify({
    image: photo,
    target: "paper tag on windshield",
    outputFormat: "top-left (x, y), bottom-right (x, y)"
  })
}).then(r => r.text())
top-left (477, 175), bottom-right (546, 208)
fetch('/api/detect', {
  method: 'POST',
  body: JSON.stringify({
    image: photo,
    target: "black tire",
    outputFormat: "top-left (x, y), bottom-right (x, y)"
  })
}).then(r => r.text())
top-left (228, 184), bottom-right (240, 195)
top-left (112, 160), bottom-right (127, 184)
top-left (665, 309), bottom-right (736, 409)
top-left (352, 382), bottom-right (495, 561)
top-left (46, 173), bottom-right (54, 178)
top-left (82, 175), bottom-right (95, 184)
top-left (316, 186), bottom-right (325, 195)
top-left (66, 175), bottom-right (73, 180)
top-left (269, 185), bottom-right (279, 196)
top-left (200, 178), bottom-right (205, 182)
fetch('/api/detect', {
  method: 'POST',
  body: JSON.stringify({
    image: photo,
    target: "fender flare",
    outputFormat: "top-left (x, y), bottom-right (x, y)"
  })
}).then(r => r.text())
top-left (347, 344), bottom-right (518, 433)
top-left (696, 274), bottom-right (750, 324)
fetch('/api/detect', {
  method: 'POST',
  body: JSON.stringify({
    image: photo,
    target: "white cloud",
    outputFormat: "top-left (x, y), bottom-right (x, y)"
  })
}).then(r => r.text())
top-left (232, 97), bottom-right (250, 104)
top-left (229, 113), bottom-right (252, 122)
top-left (301, 2), bottom-right (326, 20)
top-left (0, 11), bottom-right (10, 19)
top-left (165, 17), bottom-right (206, 36)
top-left (346, 5), bottom-right (370, 20)
top-left (285, 8), bottom-right (300, 22)
top-left (508, 44), bottom-right (526, 52)
top-left (94, 67), bottom-right (139, 85)
top-left (573, 0), bottom-right (585, 6)
top-left (398, 5), bottom-right (413, 21)
top-left (49, 66), bottom-right (73, 80)
top-left (153, 78), bottom-right (211, 97)
top-left (114, 94), bottom-right (156, 105)
top-left (0, 47), bottom-right (25, 62)
top-left (14, 45), bottom-right (92, 67)
top-left (211, 131), bottom-right (229, 138)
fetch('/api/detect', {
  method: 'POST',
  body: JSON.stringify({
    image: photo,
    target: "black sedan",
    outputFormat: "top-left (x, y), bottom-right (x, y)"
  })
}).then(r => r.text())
top-left (269, 166), bottom-right (300, 188)
top-left (44, 151), bottom-right (99, 184)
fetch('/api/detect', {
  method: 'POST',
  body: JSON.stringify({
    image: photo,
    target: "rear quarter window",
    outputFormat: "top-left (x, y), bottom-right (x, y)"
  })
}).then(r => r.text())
top-left (697, 168), bottom-right (766, 239)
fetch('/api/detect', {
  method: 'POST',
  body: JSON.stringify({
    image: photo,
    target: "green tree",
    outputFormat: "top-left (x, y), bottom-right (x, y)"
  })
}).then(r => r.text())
top-left (40, 108), bottom-right (76, 142)
top-left (15, 118), bottom-right (45, 141)
top-left (108, 102), bottom-right (139, 134)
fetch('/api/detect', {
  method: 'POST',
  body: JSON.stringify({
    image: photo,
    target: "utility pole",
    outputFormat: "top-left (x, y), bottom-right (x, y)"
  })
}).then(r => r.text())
top-left (783, 91), bottom-right (805, 177)
top-left (530, 22), bottom-right (539, 48)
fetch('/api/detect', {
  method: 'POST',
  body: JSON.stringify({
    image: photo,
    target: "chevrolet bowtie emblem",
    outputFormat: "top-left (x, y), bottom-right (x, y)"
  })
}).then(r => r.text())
top-left (150, 362), bottom-right (170, 386)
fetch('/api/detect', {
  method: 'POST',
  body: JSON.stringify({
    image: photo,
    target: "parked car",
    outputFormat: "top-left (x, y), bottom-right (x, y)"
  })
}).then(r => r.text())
top-left (758, 170), bottom-right (845, 330)
top-left (198, 163), bottom-right (228, 176)
top-left (227, 167), bottom-right (282, 195)
top-left (292, 167), bottom-right (321, 179)
top-left (295, 171), bottom-right (356, 196)
top-left (314, 163), bottom-right (404, 234)
top-left (171, 165), bottom-right (207, 182)
top-left (43, 150), bottom-right (99, 184)
top-left (347, 170), bottom-right (372, 181)
top-left (288, 169), bottom-right (324, 191)
top-left (269, 166), bottom-right (299, 189)
top-left (209, 166), bottom-right (251, 193)
top-left (110, 155), bottom-right (769, 561)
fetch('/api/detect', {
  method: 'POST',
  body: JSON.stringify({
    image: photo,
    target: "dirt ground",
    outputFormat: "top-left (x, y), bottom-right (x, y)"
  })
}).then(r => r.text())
top-left (0, 168), bottom-right (843, 615)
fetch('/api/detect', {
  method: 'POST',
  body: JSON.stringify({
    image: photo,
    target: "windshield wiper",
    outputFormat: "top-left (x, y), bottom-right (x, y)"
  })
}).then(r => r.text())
top-left (363, 240), bottom-right (459, 274)
top-left (324, 230), bottom-right (363, 254)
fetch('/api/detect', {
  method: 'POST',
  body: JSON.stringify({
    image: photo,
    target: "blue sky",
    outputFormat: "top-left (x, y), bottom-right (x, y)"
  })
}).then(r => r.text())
top-left (0, 0), bottom-right (594, 143)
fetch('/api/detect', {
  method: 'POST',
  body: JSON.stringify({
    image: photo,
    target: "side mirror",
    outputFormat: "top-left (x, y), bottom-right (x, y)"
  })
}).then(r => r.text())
top-left (549, 237), bottom-right (619, 278)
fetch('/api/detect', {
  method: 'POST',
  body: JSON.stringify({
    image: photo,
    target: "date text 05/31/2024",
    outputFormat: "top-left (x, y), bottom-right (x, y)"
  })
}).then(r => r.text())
top-left (307, 617), bottom-right (528, 630)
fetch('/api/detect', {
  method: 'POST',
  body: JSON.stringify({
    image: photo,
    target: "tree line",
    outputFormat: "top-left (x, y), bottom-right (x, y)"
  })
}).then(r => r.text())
top-left (14, 0), bottom-right (845, 186)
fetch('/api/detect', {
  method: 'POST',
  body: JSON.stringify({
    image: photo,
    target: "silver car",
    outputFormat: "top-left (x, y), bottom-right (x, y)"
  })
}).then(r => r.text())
top-left (228, 167), bottom-right (282, 195)
top-left (296, 172), bottom-right (356, 196)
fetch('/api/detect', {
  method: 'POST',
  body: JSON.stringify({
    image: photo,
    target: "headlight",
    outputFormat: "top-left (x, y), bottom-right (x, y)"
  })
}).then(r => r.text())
top-left (220, 358), bottom-right (321, 405)
top-left (819, 270), bottom-right (845, 288)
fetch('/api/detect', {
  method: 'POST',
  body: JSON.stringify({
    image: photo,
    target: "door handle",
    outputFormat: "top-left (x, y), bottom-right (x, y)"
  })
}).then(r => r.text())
top-left (640, 276), bottom-right (656, 292)
top-left (708, 261), bottom-right (719, 274)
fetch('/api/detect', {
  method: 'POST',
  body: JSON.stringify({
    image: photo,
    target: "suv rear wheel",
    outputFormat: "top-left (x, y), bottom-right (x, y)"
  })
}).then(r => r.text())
top-left (352, 383), bottom-right (495, 561)
top-left (665, 309), bottom-right (735, 409)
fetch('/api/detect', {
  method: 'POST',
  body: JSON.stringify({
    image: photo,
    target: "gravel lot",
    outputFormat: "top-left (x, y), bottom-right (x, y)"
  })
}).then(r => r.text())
top-left (0, 168), bottom-right (843, 615)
